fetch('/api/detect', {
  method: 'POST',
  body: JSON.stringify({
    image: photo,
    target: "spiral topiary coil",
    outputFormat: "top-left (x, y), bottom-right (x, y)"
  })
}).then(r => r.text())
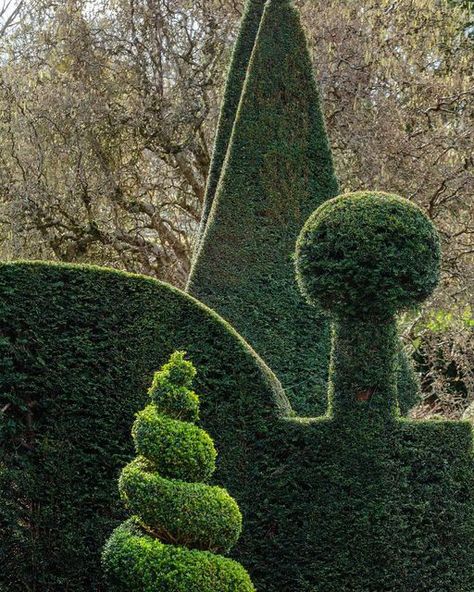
top-left (102, 352), bottom-right (255, 592)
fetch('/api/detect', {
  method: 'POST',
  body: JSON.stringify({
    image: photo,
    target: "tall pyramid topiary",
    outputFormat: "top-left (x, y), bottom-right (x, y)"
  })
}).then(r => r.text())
top-left (102, 351), bottom-right (255, 592)
top-left (188, 0), bottom-right (339, 414)
top-left (189, 0), bottom-right (419, 415)
top-left (196, 0), bottom-right (266, 249)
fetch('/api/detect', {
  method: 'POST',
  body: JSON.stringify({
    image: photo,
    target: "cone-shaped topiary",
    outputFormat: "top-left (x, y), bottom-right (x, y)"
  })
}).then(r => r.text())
top-left (195, 0), bottom-right (266, 251)
top-left (102, 351), bottom-right (255, 592)
top-left (188, 0), bottom-right (339, 415)
top-left (188, 0), bottom-right (418, 416)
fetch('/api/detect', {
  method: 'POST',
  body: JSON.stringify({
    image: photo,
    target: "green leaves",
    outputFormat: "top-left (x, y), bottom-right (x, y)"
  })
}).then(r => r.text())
top-left (188, 0), bottom-right (339, 416)
top-left (148, 352), bottom-right (200, 422)
top-left (296, 192), bottom-right (441, 320)
top-left (103, 352), bottom-right (253, 591)
top-left (102, 518), bottom-right (254, 592)
top-left (132, 406), bottom-right (216, 482)
top-left (0, 261), bottom-right (278, 591)
top-left (196, 0), bottom-right (267, 246)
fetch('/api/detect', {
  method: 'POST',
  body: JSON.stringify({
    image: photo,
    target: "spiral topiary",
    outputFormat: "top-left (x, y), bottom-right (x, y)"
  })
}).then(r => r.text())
top-left (102, 351), bottom-right (255, 592)
top-left (296, 191), bottom-right (441, 417)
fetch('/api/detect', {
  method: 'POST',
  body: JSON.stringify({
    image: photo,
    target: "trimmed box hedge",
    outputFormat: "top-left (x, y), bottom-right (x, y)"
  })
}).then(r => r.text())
top-left (0, 261), bottom-right (285, 591)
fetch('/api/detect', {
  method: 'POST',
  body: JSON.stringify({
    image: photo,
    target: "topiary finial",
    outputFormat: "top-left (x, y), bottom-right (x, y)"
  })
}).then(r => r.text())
top-left (102, 352), bottom-right (255, 592)
top-left (296, 191), bottom-right (441, 320)
top-left (295, 192), bottom-right (441, 416)
top-left (147, 350), bottom-right (200, 422)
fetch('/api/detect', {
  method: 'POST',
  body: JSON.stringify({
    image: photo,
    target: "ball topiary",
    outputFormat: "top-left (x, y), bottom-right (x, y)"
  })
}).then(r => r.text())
top-left (296, 191), bottom-right (441, 417)
top-left (296, 191), bottom-right (441, 321)
top-left (102, 351), bottom-right (255, 592)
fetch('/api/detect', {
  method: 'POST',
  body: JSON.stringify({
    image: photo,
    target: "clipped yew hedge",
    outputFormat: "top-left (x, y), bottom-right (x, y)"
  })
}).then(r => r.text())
top-left (188, 0), bottom-right (339, 415)
top-left (0, 3), bottom-right (470, 588)
top-left (0, 261), bottom-right (285, 591)
top-left (1, 195), bottom-right (474, 592)
top-left (269, 191), bottom-right (474, 591)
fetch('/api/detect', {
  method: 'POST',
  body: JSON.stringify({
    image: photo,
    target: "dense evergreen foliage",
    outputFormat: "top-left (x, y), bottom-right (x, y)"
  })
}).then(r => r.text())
top-left (188, 0), bottom-right (339, 414)
top-left (0, 2), bottom-right (468, 589)
top-left (195, 0), bottom-right (266, 249)
top-left (188, 0), bottom-right (418, 416)
top-left (268, 191), bottom-right (473, 591)
top-left (0, 261), bottom-right (286, 592)
top-left (1, 196), bottom-right (473, 591)
top-left (297, 192), bottom-right (441, 322)
top-left (103, 352), bottom-right (254, 592)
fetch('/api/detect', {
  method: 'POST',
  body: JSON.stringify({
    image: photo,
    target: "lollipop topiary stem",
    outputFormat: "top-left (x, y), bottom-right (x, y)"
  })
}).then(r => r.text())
top-left (329, 316), bottom-right (399, 420)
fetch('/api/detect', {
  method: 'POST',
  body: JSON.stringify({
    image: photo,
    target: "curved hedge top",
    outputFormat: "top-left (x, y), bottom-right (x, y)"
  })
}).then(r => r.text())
top-left (0, 260), bottom-right (287, 592)
top-left (1, 240), bottom-right (473, 592)
top-left (296, 192), bottom-right (441, 319)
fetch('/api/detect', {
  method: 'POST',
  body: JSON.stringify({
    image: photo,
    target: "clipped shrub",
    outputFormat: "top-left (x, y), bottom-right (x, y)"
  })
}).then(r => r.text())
top-left (265, 190), bottom-right (474, 591)
top-left (296, 192), bottom-right (440, 321)
top-left (296, 191), bottom-right (440, 420)
top-left (188, 0), bottom-right (339, 415)
top-left (188, 0), bottom-right (418, 416)
top-left (0, 200), bottom-right (472, 592)
top-left (195, 0), bottom-right (266, 249)
top-left (0, 261), bottom-right (286, 592)
top-left (103, 352), bottom-right (254, 592)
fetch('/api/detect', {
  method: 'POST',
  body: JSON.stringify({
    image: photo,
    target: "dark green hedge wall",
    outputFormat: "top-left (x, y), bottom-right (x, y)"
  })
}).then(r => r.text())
top-left (0, 261), bottom-right (286, 592)
top-left (187, 0), bottom-right (419, 416)
top-left (1, 256), bottom-right (473, 592)
top-left (265, 190), bottom-right (474, 592)
top-left (262, 415), bottom-right (474, 591)
top-left (250, 192), bottom-right (474, 591)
